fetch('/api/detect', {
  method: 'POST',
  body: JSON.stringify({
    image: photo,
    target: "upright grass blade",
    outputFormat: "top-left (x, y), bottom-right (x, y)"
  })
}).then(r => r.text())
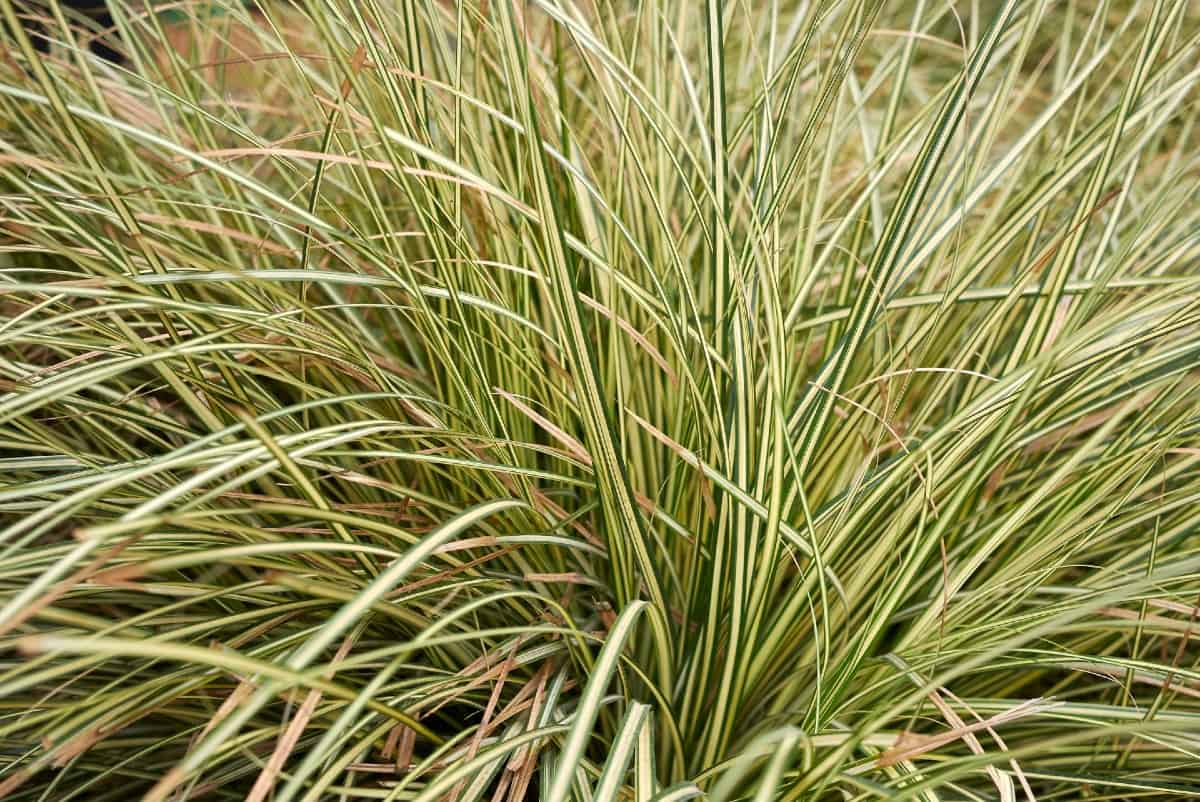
top-left (545, 600), bottom-right (647, 802)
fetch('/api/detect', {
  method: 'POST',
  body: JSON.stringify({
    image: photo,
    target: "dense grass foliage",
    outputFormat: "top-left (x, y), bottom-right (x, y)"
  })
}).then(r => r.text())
top-left (1, 0), bottom-right (1198, 799)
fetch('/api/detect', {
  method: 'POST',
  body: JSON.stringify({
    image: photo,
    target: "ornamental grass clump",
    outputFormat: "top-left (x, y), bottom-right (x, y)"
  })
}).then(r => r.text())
top-left (0, 0), bottom-right (1198, 799)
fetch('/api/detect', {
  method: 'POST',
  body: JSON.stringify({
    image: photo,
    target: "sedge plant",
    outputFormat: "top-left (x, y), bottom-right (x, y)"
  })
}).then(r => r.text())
top-left (0, 0), bottom-right (1198, 799)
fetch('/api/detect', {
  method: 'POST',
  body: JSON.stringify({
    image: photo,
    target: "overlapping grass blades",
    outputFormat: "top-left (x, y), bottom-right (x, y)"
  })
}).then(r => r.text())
top-left (1, 0), bottom-right (1198, 799)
